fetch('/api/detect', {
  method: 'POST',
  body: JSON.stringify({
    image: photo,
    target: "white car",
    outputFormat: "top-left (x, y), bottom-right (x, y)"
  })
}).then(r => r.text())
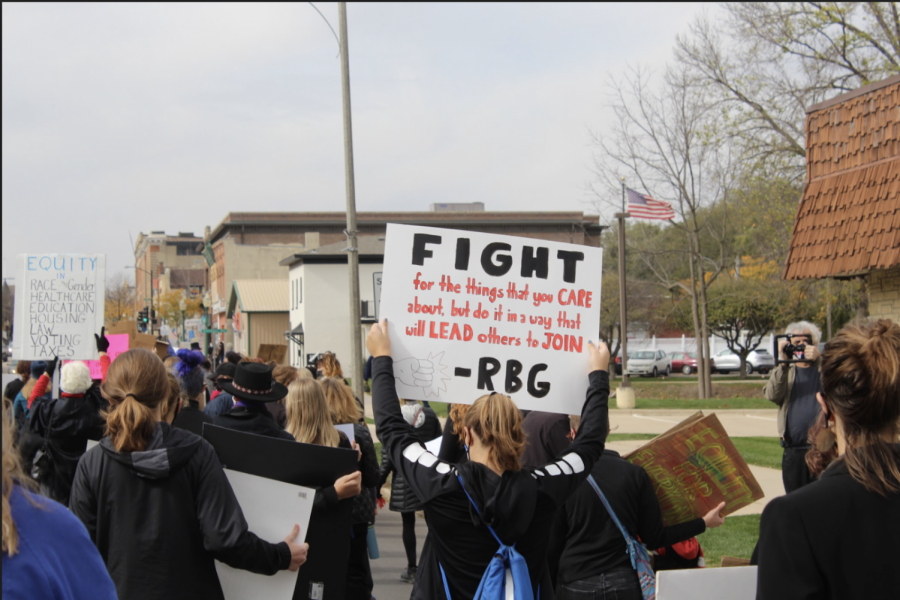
top-left (713, 348), bottom-right (775, 374)
top-left (624, 349), bottom-right (672, 377)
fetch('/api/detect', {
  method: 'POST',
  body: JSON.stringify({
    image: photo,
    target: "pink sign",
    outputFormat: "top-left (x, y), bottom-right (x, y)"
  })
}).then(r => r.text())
top-left (65, 334), bottom-right (129, 380)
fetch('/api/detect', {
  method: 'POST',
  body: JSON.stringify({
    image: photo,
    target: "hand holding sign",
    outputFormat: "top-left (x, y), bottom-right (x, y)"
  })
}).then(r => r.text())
top-left (95, 327), bottom-right (110, 353)
top-left (394, 357), bottom-right (434, 387)
top-left (366, 319), bottom-right (391, 357)
top-left (588, 340), bottom-right (610, 373)
top-left (283, 524), bottom-right (310, 571)
top-left (703, 501), bottom-right (727, 529)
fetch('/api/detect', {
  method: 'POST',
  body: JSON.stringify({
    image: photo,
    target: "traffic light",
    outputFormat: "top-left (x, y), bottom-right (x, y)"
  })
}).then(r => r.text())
top-left (139, 308), bottom-right (149, 324)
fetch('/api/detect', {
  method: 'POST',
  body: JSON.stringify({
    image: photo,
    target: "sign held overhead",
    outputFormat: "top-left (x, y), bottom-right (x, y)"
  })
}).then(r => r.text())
top-left (379, 224), bottom-right (603, 414)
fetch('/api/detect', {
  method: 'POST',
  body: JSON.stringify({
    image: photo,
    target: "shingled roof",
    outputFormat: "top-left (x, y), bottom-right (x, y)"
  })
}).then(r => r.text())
top-left (783, 74), bottom-right (900, 280)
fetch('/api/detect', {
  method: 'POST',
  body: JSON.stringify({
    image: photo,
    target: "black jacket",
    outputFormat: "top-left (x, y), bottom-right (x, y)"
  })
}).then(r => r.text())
top-left (69, 424), bottom-right (291, 600)
top-left (172, 401), bottom-right (215, 437)
top-left (21, 391), bottom-right (107, 506)
top-left (438, 414), bottom-right (468, 465)
top-left (351, 422), bottom-right (380, 525)
top-left (214, 404), bottom-right (295, 441)
top-left (756, 445), bottom-right (900, 600)
top-left (548, 450), bottom-right (706, 585)
top-left (372, 357), bottom-right (609, 600)
top-left (521, 411), bottom-right (572, 470)
top-left (378, 404), bottom-right (442, 513)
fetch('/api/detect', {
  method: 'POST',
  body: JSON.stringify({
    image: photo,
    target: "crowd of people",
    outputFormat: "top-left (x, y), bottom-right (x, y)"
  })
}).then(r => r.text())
top-left (2, 317), bottom-right (899, 600)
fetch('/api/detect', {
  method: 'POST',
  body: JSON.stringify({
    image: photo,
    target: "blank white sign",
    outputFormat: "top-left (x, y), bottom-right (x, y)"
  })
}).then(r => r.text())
top-left (657, 566), bottom-right (757, 600)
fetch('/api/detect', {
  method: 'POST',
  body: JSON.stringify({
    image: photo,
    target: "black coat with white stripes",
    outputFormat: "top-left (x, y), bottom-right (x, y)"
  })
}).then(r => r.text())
top-left (372, 356), bottom-right (610, 600)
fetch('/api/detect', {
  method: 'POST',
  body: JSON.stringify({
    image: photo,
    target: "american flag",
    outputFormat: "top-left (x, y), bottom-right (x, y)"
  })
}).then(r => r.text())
top-left (627, 188), bottom-right (675, 220)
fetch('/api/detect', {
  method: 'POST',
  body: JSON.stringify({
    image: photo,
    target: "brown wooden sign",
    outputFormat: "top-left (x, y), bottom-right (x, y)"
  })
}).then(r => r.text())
top-left (257, 344), bottom-right (287, 364)
top-left (624, 412), bottom-right (764, 526)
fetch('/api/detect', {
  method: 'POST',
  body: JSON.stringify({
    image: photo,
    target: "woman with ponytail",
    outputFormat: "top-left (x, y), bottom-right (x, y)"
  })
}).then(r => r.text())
top-left (366, 320), bottom-right (611, 599)
top-left (756, 319), bottom-right (900, 600)
top-left (69, 349), bottom-right (309, 600)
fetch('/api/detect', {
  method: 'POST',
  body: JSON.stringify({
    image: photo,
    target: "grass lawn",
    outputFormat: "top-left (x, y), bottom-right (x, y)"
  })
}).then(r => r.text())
top-left (633, 397), bottom-right (772, 409)
top-left (608, 433), bottom-right (657, 441)
top-left (696, 514), bottom-right (760, 567)
top-left (730, 437), bottom-right (783, 470)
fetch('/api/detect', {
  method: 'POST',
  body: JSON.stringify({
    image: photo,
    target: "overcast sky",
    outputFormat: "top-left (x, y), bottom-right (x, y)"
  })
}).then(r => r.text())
top-left (2, 2), bottom-right (709, 282)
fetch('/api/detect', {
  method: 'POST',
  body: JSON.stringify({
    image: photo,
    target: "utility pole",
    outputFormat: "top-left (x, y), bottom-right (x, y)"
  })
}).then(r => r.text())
top-left (339, 2), bottom-right (365, 403)
top-left (616, 179), bottom-right (634, 408)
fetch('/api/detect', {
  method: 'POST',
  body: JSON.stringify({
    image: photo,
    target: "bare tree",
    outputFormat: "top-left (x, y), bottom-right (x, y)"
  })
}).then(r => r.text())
top-left (591, 65), bottom-right (737, 398)
top-left (676, 3), bottom-right (900, 176)
top-left (105, 271), bottom-right (135, 326)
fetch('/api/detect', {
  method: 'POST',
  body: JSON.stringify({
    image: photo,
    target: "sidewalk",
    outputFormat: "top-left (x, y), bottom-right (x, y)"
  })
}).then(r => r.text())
top-left (370, 506), bottom-right (428, 600)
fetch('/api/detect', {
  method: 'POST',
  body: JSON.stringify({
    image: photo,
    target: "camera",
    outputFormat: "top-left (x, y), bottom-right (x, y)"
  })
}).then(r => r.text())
top-left (774, 333), bottom-right (813, 366)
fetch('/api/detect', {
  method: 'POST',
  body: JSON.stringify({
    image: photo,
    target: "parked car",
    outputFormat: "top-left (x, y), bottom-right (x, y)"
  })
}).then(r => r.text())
top-left (669, 351), bottom-right (700, 375)
top-left (624, 349), bottom-right (672, 378)
top-left (713, 348), bottom-right (775, 374)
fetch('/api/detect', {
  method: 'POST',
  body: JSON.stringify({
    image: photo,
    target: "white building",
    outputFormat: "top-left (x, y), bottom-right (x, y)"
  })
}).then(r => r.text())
top-left (280, 237), bottom-right (384, 373)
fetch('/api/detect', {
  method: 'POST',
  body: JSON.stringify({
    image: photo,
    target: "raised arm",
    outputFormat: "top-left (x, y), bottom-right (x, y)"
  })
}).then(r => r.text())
top-left (532, 342), bottom-right (610, 506)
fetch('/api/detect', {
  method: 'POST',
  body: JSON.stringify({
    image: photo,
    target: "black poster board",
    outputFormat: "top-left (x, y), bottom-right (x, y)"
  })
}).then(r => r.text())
top-left (203, 425), bottom-right (359, 600)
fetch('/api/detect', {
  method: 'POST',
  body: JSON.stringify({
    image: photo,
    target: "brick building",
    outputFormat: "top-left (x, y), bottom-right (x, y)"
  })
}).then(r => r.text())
top-left (202, 210), bottom-right (604, 350)
top-left (784, 74), bottom-right (900, 323)
top-left (133, 232), bottom-right (207, 326)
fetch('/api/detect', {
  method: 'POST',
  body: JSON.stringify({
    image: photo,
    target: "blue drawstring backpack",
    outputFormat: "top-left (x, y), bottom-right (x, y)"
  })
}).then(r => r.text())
top-left (439, 474), bottom-right (536, 600)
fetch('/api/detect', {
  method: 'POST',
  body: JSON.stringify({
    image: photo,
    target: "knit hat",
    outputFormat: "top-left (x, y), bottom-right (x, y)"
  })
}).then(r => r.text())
top-left (30, 361), bottom-right (48, 378)
top-left (60, 362), bottom-right (93, 395)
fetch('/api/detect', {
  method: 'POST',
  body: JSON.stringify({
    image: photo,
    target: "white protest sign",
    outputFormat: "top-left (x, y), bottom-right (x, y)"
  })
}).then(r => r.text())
top-left (657, 566), bottom-right (757, 600)
top-left (335, 423), bottom-right (355, 444)
top-left (13, 254), bottom-right (105, 361)
top-left (216, 469), bottom-right (315, 600)
top-left (380, 224), bottom-right (602, 414)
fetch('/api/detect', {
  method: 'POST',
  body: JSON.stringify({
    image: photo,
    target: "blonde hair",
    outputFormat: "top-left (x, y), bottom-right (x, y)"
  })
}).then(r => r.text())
top-left (285, 379), bottom-right (341, 447)
top-left (3, 402), bottom-right (38, 555)
top-left (463, 393), bottom-right (526, 472)
top-left (102, 349), bottom-right (169, 453)
top-left (273, 365), bottom-right (300, 387)
top-left (296, 367), bottom-right (313, 380)
top-left (321, 377), bottom-right (362, 424)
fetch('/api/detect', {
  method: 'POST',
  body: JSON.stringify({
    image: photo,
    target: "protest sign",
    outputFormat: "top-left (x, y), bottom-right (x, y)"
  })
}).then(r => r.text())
top-left (335, 423), bottom-right (355, 445)
top-left (203, 425), bottom-right (358, 600)
top-left (71, 333), bottom-right (128, 379)
top-left (13, 254), bottom-right (105, 361)
top-left (624, 413), bottom-right (764, 525)
top-left (216, 469), bottom-right (314, 600)
top-left (379, 224), bottom-right (603, 414)
top-left (258, 343), bottom-right (288, 364)
top-left (657, 566), bottom-right (757, 600)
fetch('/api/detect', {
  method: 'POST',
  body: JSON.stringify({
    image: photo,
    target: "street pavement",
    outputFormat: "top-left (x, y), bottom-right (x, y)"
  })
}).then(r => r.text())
top-left (370, 506), bottom-right (428, 600)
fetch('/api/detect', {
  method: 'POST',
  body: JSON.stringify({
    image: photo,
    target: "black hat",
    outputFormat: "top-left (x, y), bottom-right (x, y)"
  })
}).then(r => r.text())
top-left (219, 363), bottom-right (287, 403)
top-left (191, 342), bottom-right (201, 351)
top-left (208, 362), bottom-right (237, 380)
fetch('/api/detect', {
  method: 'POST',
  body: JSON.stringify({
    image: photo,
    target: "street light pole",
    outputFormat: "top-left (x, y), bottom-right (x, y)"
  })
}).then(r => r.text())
top-left (338, 2), bottom-right (365, 403)
top-left (127, 266), bottom-right (155, 336)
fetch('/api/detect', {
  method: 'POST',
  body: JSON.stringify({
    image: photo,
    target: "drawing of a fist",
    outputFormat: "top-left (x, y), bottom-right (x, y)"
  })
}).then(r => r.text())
top-left (394, 357), bottom-right (434, 387)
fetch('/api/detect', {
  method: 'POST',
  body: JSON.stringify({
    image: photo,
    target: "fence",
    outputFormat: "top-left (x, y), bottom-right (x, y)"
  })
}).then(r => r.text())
top-left (622, 334), bottom-right (778, 357)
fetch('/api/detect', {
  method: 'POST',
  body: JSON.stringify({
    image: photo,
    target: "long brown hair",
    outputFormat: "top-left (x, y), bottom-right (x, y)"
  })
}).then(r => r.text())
top-left (449, 404), bottom-right (471, 447)
top-left (102, 349), bottom-right (169, 453)
top-left (463, 393), bottom-right (526, 472)
top-left (2, 402), bottom-right (38, 555)
top-left (814, 319), bottom-right (900, 496)
top-left (320, 377), bottom-right (362, 424)
top-left (285, 379), bottom-right (341, 447)
top-left (320, 353), bottom-right (344, 378)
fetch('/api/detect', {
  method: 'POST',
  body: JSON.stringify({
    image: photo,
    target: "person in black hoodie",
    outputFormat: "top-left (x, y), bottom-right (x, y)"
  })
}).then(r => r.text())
top-left (377, 397), bottom-right (442, 583)
top-left (549, 442), bottom-right (726, 598)
top-left (170, 349), bottom-right (215, 437)
top-left (367, 319), bottom-right (610, 600)
top-left (69, 348), bottom-right (308, 600)
top-left (756, 319), bottom-right (900, 600)
top-left (21, 359), bottom-right (106, 506)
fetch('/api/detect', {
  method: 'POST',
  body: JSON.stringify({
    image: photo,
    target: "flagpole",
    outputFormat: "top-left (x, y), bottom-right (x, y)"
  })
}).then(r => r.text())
top-left (616, 179), bottom-right (633, 408)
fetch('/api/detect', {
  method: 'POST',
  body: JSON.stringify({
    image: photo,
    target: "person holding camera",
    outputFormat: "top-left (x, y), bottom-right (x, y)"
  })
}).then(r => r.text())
top-left (764, 321), bottom-right (822, 493)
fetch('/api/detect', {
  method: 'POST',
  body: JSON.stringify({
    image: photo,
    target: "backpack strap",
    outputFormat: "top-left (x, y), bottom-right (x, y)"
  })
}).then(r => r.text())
top-left (586, 475), bottom-right (639, 561)
top-left (456, 473), bottom-right (505, 547)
